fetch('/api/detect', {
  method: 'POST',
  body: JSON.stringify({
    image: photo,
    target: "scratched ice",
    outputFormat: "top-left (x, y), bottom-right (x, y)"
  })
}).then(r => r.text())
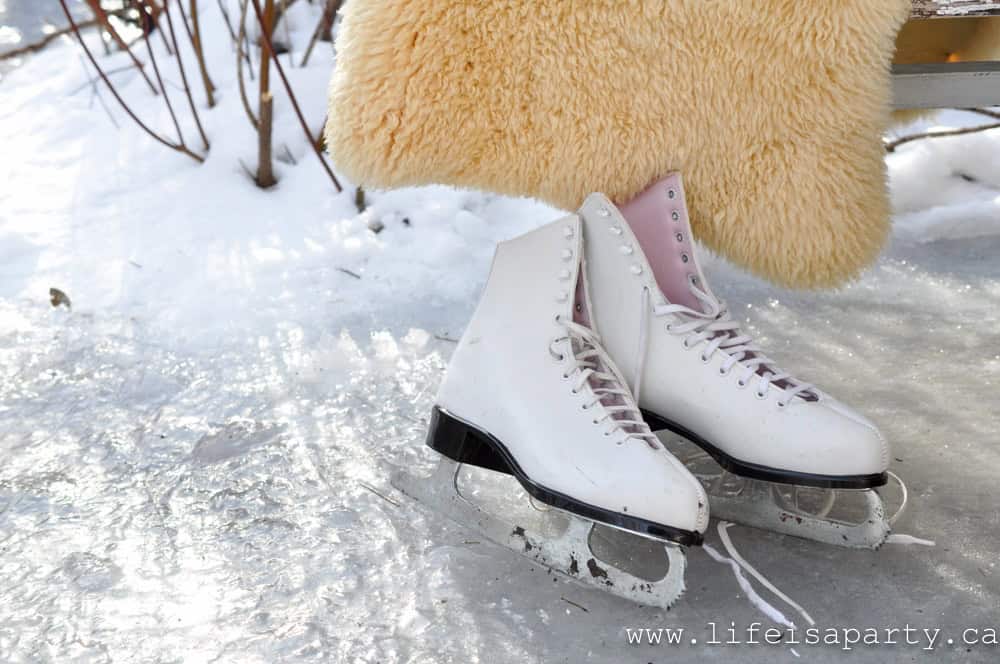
top-left (2, 5), bottom-right (1000, 660)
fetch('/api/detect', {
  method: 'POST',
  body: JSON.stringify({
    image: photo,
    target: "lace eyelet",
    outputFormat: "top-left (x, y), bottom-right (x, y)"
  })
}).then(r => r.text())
top-left (603, 431), bottom-right (611, 437)
top-left (615, 439), bottom-right (624, 446)
top-left (668, 189), bottom-right (676, 199)
top-left (549, 338), bottom-right (565, 362)
top-left (681, 253), bottom-right (689, 263)
top-left (570, 388), bottom-right (578, 394)
top-left (736, 379), bottom-right (748, 388)
top-left (776, 401), bottom-right (787, 409)
top-left (718, 366), bottom-right (729, 376)
top-left (581, 404), bottom-right (589, 410)
top-left (682, 339), bottom-right (692, 349)
top-left (700, 354), bottom-right (710, 364)
top-left (592, 419), bottom-right (600, 425)
top-left (665, 323), bottom-right (673, 332)
top-left (755, 390), bottom-right (767, 400)
top-left (671, 210), bottom-right (680, 221)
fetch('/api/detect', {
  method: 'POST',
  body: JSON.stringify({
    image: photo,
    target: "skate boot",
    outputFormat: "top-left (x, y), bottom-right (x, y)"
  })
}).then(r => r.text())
top-left (393, 216), bottom-right (709, 607)
top-left (577, 173), bottom-right (894, 548)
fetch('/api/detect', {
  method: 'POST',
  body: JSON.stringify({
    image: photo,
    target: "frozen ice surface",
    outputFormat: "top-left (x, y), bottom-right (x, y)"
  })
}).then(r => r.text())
top-left (2, 7), bottom-right (999, 661)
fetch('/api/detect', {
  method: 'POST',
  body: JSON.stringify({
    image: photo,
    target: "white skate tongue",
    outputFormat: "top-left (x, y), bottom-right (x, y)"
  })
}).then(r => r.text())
top-left (572, 258), bottom-right (657, 444)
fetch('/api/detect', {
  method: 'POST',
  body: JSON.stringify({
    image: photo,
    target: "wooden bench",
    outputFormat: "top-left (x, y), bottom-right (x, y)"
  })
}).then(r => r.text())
top-left (894, 0), bottom-right (1000, 108)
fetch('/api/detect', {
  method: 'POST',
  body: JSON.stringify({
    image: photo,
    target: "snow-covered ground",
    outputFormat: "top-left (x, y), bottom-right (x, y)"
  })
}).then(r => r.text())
top-left (1, 4), bottom-right (999, 662)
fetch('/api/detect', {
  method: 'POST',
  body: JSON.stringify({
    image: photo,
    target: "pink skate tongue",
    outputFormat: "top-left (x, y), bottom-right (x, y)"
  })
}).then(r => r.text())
top-left (620, 180), bottom-right (815, 399)
top-left (619, 173), bottom-right (706, 312)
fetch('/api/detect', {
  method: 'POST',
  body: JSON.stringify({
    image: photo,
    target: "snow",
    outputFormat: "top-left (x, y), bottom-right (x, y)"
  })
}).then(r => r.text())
top-left (2, 4), bottom-right (1000, 662)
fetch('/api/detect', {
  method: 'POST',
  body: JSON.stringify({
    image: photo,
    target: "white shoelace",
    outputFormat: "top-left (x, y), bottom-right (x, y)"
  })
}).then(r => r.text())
top-left (553, 318), bottom-right (661, 449)
top-left (633, 282), bottom-right (817, 408)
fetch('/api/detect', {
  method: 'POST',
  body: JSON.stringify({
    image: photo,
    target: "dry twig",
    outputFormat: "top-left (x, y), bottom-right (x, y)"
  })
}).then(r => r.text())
top-left (84, 0), bottom-right (159, 94)
top-left (0, 20), bottom-right (99, 60)
top-left (237, 0), bottom-right (259, 128)
top-left (216, 0), bottom-right (239, 43)
top-left (300, 0), bottom-right (340, 66)
top-left (162, 0), bottom-right (211, 150)
top-left (250, 0), bottom-right (343, 191)
top-left (58, 0), bottom-right (203, 163)
top-left (188, 0), bottom-right (217, 107)
top-left (134, 0), bottom-right (186, 144)
top-left (885, 121), bottom-right (1000, 152)
top-left (77, 53), bottom-right (121, 128)
top-left (255, 0), bottom-right (277, 187)
top-left (964, 107), bottom-right (1000, 121)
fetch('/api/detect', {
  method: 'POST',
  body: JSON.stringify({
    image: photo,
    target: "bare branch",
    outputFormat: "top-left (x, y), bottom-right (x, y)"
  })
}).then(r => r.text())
top-left (191, 0), bottom-right (215, 108)
top-left (963, 107), bottom-right (1000, 121)
top-left (237, 0), bottom-right (259, 129)
top-left (162, 0), bottom-right (211, 151)
top-left (69, 63), bottom-right (146, 94)
top-left (141, 0), bottom-right (175, 55)
top-left (250, 0), bottom-right (342, 191)
top-left (84, 0), bottom-right (159, 95)
top-left (58, 0), bottom-right (203, 163)
top-left (300, 0), bottom-right (340, 67)
top-left (134, 0), bottom-right (186, 145)
top-left (257, 91), bottom-right (277, 187)
top-left (256, 0), bottom-right (277, 187)
top-left (885, 121), bottom-right (1000, 152)
top-left (314, 112), bottom-right (326, 151)
top-left (216, 0), bottom-right (239, 43)
top-left (0, 19), bottom-right (99, 60)
top-left (77, 53), bottom-right (120, 128)
top-left (280, 0), bottom-right (294, 67)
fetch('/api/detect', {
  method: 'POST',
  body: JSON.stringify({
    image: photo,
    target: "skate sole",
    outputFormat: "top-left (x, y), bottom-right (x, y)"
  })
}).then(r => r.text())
top-left (641, 409), bottom-right (888, 490)
top-left (425, 406), bottom-right (703, 547)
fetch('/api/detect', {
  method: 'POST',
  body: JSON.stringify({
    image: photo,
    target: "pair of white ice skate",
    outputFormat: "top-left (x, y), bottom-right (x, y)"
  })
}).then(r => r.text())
top-left (395, 174), bottom-right (896, 608)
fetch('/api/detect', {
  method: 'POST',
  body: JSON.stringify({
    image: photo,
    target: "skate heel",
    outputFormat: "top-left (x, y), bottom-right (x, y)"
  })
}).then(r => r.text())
top-left (425, 406), bottom-right (514, 476)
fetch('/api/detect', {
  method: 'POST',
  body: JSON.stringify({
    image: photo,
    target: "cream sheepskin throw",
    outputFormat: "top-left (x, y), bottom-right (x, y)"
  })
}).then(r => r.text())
top-left (325, 1), bottom-right (915, 288)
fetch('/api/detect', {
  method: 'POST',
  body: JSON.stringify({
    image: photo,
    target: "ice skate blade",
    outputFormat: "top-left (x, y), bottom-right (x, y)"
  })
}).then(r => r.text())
top-left (666, 439), bottom-right (893, 549)
top-left (706, 481), bottom-right (890, 549)
top-left (392, 457), bottom-right (688, 608)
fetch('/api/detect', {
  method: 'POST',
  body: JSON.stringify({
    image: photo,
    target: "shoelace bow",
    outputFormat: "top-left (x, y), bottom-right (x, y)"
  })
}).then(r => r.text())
top-left (634, 282), bottom-right (817, 408)
top-left (554, 318), bottom-right (660, 449)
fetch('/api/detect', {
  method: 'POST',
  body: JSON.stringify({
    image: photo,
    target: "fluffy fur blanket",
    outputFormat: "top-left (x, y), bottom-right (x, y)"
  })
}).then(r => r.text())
top-left (325, 1), bottom-right (917, 287)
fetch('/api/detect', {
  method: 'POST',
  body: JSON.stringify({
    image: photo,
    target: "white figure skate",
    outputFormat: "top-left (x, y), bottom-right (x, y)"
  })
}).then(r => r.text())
top-left (576, 173), bottom-right (894, 548)
top-left (393, 217), bottom-right (709, 607)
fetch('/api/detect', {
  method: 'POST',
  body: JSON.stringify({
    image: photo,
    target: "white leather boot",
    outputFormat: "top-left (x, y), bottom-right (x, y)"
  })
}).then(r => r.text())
top-left (395, 216), bottom-right (709, 606)
top-left (578, 174), bottom-right (890, 491)
top-left (430, 216), bottom-right (709, 544)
